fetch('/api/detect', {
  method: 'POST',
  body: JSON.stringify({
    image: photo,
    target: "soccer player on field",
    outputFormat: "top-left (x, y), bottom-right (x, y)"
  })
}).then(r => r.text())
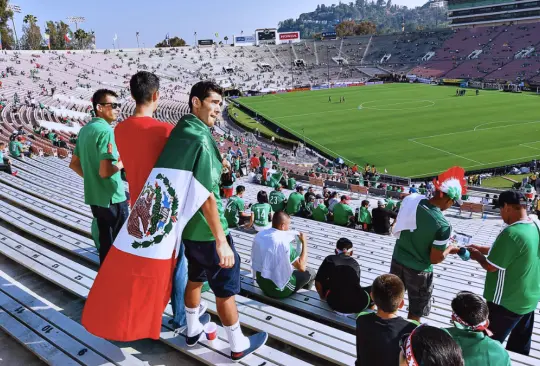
top-left (390, 167), bottom-right (464, 322)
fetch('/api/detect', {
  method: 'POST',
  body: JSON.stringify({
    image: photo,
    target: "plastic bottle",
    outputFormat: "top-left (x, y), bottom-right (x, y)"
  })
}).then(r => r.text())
top-left (458, 247), bottom-right (470, 261)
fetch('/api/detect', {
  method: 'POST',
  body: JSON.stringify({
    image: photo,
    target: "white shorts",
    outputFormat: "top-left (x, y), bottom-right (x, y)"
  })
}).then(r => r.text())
top-left (254, 224), bottom-right (271, 232)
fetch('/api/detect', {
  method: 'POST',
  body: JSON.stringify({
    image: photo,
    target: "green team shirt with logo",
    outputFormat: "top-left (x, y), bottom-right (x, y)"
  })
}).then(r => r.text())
top-left (312, 204), bottom-right (329, 222)
top-left (333, 203), bottom-right (353, 226)
top-left (484, 221), bottom-right (540, 315)
top-left (269, 190), bottom-right (286, 212)
top-left (252, 203), bottom-right (273, 227)
top-left (8, 140), bottom-right (23, 157)
top-left (392, 199), bottom-right (451, 272)
top-left (286, 192), bottom-right (305, 215)
top-left (257, 244), bottom-right (298, 299)
top-left (225, 195), bottom-right (245, 228)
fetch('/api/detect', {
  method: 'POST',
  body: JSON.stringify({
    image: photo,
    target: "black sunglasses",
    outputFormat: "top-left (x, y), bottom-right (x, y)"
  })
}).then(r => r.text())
top-left (98, 102), bottom-right (122, 109)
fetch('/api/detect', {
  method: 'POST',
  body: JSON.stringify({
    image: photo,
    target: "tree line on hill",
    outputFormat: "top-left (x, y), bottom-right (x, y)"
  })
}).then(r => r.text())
top-left (278, 0), bottom-right (449, 38)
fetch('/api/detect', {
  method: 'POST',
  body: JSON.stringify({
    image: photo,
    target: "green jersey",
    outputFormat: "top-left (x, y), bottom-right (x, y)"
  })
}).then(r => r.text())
top-left (445, 328), bottom-right (510, 366)
top-left (73, 117), bottom-right (126, 208)
top-left (225, 195), bottom-right (245, 228)
top-left (259, 155), bottom-right (266, 167)
top-left (257, 244), bottom-right (298, 299)
top-left (8, 140), bottom-right (23, 157)
top-left (386, 199), bottom-right (396, 212)
top-left (286, 192), bottom-right (305, 215)
top-left (359, 207), bottom-right (372, 224)
top-left (269, 190), bottom-right (286, 212)
top-left (252, 203), bottom-right (273, 227)
top-left (484, 221), bottom-right (540, 315)
top-left (333, 203), bottom-right (353, 226)
top-left (392, 199), bottom-right (451, 272)
top-left (312, 204), bottom-right (329, 222)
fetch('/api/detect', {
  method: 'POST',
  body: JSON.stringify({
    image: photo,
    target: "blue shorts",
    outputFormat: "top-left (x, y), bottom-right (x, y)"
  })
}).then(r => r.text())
top-left (183, 234), bottom-right (241, 298)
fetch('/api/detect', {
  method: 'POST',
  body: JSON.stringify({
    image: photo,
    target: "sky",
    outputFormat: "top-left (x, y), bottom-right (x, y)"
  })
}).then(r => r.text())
top-left (11, 0), bottom-right (427, 49)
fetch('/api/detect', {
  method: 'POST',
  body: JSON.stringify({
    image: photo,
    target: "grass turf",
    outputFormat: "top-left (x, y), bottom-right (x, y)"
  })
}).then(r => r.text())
top-left (236, 84), bottom-right (540, 178)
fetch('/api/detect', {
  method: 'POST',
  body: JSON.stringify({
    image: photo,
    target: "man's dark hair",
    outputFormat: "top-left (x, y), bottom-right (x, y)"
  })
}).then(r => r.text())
top-left (361, 200), bottom-right (369, 207)
top-left (130, 71), bottom-right (160, 104)
top-left (296, 186), bottom-right (304, 192)
top-left (257, 190), bottom-right (269, 204)
top-left (451, 291), bottom-right (489, 326)
top-left (371, 274), bottom-right (405, 313)
top-left (272, 211), bottom-right (290, 228)
top-left (236, 185), bottom-right (245, 194)
top-left (336, 238), bottom-right (352, 251)
top-left (92, 89), bottom-right (118, 114)
top-left (409, 326), bottom-right (464, 366)
top-left (188, 80), bottom-right (223, 112)
top-left (0, 141), bottom-right (4, 147)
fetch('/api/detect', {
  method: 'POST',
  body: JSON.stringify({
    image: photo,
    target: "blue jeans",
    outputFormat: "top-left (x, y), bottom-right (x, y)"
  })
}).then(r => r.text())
top-left (171, 241), bottom-right (188, 328)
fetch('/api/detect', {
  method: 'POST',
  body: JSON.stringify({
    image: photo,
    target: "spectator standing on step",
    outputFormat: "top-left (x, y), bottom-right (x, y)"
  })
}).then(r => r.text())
top-left (356, 274), bottom-right (418, 366)
top-left (372, 200), bottom-right (397, 235)
top-left (333, 195), bottom-right (355, 227)
top-left (259, 152), bottom-right (266, 169)
top-left (69, 89), bottom-right (128, 264)
top-left (251, 212), bottom-right (315, 299)
top-left (390, 167), bottom-right (464, 322)
top-left (467, 190), bottom-right (540, 356)
top-left (445, 291), bottom-right (510, 366)
top-left (250, 153), bottom-right (260, 171)
top-left (316, 238), bottom-right (372, 315)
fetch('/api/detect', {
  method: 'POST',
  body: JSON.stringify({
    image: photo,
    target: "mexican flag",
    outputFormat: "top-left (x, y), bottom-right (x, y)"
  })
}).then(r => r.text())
top-left (64, 32), bottom-right (72, 43)
top-left (82, 114), bottom-right (217, 341)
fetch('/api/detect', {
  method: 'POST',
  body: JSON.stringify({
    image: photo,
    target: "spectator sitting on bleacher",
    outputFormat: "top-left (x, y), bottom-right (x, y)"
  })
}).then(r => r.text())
top-left (269, 182), bottom-right (287, 212)
top-left (333, 195), bottom-right (355, 227)
top-left (481, 194), bottom-right (490, 205)
top-left (358, 200), bottom-right (372, 231)
top-left (356, 274), bottom-right (418, 366)
top-left (8, 135), bottom-right (27, 159)
top-left (327, 191), bottom-right (339, 212)
top-left (251, 212), bottom-right (315, 299)
top-left (410, 185), bottom-right (418, 193)
top-left (372, 200), bottom-right (397, 235)
top-left (0, 142), bottom-right (17, 176)
top-left (312, 194), bottom-right (329, 222)
top-left (445, 291), bottom-right (510, 366)
top-left (315, 238), bottom-right (372, 315)
top-left (286, 185), bottom-right (305, 216)
top-left (304, 186), bottom-right (315, 202)
top-left (249, 190), bottom-right (274, 232)
top-left (399, 325), bottom-right (464, 366)
top-left (224, 185), bottom-right (251, 228)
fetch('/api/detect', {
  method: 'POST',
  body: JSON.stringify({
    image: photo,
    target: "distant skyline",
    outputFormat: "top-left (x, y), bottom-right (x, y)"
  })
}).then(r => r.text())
top-left (10, 0), bottom-right (428, 48)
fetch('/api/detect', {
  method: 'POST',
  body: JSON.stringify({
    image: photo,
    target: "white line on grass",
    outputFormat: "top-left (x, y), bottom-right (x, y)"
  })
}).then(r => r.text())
top-left (413, 120), bottom-right (540, 141)
top-left (408, 139), bottom-right (483, 165)
top-left (274, 108), bottom-right (360, 119)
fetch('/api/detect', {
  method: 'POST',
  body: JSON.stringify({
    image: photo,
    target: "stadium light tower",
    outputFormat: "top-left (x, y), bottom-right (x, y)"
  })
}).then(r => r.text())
top-left (7, 4), bottom-right (21, 50)
top-left (67, 16), bottom-right (85, 30)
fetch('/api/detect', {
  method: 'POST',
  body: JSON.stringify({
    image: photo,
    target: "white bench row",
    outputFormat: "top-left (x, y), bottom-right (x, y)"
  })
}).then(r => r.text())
top-left (11, 158), bottom-right (84, 193)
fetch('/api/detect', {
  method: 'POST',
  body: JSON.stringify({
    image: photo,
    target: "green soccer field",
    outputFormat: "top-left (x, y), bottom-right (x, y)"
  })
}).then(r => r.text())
top-left (236, 84), bottom-right (540, 178)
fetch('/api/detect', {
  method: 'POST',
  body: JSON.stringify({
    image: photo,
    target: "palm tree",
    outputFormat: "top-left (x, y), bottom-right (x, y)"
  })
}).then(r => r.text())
top-left (74, 29), bottom-right (87, 49)
top-left (224, 36), bottom-right (229, 45)
top-left (23, 14), bottom-right (37, 25)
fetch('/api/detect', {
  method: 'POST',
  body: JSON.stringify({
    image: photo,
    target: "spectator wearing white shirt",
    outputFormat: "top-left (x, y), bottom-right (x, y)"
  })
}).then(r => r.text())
top-left (251, 212), bottom-right (315, 299)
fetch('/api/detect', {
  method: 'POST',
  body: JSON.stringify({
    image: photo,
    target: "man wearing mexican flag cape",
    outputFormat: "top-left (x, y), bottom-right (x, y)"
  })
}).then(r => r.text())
top-left (82, 81), bottom-right (268, 361)
top-left (390, 167), bottom-right (465, 322)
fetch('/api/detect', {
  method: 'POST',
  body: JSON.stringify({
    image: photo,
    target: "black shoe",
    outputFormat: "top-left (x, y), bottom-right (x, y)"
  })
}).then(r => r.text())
top-left (185, 313), bottom-right (211, 347)
top-left (230, 332), bottom-right (268, 362)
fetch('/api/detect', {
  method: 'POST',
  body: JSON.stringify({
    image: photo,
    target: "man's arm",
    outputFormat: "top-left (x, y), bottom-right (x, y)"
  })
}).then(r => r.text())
top-left (292, 232), bottom-right (308, 272)
top-left (99, 159), bottom-right (123, 179)
top-left (69, 155), bottom-right (84, 178)
top-left (468, 248), bottom-right (498, 272)
top-left (430, 245), bottom-right (460, 264)
top-left (201, 194), bottom-right (235, 268)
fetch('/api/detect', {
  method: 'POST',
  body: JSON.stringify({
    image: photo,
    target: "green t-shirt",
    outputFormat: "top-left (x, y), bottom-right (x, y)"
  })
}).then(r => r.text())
top-left (312, 204), bottom-right (329, 222)
top-left (73, 118), bottom-right (126, 208)
top-left (259, 156), bottom-right (266, 167)
top-left (257, 244), bottom-right (298, 299)
top-left (8, 140), bottom-right (23, 157)
top-left (269, 190), bottom-right (286, 212)
top-left (445, 328), bottom-right (510, 366)
top-left (359, 207), bottom-right (372, 224)
top-left (392, 199), bottom-right (451, 272)
top-left (333, 203), bottom-right (353, 226)
top-left (484, 221), bottom-right (540, 315)
top-left (252, 203), bottom-right (273, 227)
top-left (247, 147), bottom-right (252, 157)
top-left (165, 114), bottom-right (229, 242)
top-left (286, 192), bottom-right (305, 215)
top-left (386, 199), bottom-right (396, 212)
top-left (224, 195), bottom-right (245, 228)
top-left (234, 159), bottom-right (240, 171)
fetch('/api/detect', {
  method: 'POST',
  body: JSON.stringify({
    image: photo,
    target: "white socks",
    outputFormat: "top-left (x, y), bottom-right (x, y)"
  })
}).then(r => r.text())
top-left (225, 320), bottom-right (250, 352)
top-left (185, 306), bottom-right (203, 337)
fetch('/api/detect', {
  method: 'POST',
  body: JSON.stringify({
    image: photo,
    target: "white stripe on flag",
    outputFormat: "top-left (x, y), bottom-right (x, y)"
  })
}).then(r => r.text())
top-left (114, 168), bottom-right (210, 260)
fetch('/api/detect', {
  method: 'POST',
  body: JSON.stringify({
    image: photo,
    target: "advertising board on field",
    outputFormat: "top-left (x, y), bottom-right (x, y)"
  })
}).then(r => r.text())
top-left (234, 35), bottom-right (256, 47)
top-left (278, 31), bottom-right (300, 43)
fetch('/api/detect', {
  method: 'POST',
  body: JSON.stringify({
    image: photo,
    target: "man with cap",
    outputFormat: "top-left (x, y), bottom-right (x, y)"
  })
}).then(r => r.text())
top-left (467, 190), bottom-right (540, 356)
top-left (372, 200), bottom-right (397, 235)
top-left (315, 238), bottom-right (372, 314)
top-left (333, 195), bottom-right (355, 227)
top-left (390, 166), bottom-right (464, 322)
top-left (286, 185), bottom-right (306, 216)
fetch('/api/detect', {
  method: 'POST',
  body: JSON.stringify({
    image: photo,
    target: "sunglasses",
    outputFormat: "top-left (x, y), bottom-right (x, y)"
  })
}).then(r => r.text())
top-left (98, 102), bottom-right (122, 109)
